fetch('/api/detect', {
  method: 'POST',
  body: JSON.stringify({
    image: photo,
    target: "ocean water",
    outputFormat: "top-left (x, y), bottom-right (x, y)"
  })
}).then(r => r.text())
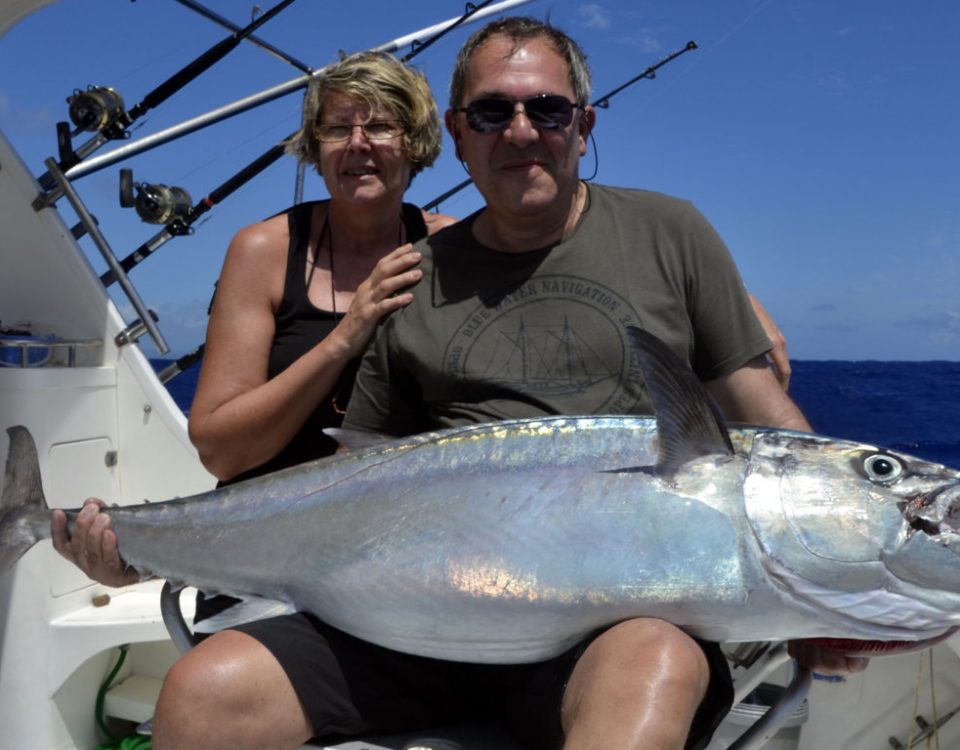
top-left (154, 359), bottom-right (960, 468)
top-left (789, 361), bottom-right (960, 467)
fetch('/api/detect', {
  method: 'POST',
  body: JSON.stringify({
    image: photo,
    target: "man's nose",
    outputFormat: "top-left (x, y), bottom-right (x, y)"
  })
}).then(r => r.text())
top-left (502, 104), bottom-right (539, 145)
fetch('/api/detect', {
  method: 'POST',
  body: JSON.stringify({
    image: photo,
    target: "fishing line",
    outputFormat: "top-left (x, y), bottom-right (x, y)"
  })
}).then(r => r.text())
top-left (929, 648), bottom-right (941, 749)
top-left (626, 0), bottom-right (777, 112)
top-left (690, 0), bottom-right (777, 58)
top-left (906, 653), bottom-right (922, 748)
top-left (171, 110), bottom-right (295, 185)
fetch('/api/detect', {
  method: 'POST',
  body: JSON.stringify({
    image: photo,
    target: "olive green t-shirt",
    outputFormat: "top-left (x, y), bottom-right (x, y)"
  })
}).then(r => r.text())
top-left (344, 184), bottom-right (771, 436)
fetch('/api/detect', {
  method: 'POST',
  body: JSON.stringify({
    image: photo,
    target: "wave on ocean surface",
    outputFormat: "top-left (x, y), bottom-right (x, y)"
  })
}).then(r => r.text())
top-left (152, 359), bottom-right (960, 468)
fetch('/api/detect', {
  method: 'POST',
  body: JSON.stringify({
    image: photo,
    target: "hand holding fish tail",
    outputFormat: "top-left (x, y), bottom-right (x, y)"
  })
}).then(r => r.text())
top-left (788, 639), bottom-right (870, 676)
top-left (51, 498), bottom-right (140, 587)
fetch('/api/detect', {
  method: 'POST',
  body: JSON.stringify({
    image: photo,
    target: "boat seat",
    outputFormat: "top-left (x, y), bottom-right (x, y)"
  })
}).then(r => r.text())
top-left (156, 583), bottom-right (810, 750)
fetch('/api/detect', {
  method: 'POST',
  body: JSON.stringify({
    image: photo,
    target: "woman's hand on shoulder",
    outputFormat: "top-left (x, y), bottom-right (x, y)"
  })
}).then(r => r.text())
top-left (329, 210), bottom-right (457, 356)
top-left (333, 244), bottom-right (424, 358)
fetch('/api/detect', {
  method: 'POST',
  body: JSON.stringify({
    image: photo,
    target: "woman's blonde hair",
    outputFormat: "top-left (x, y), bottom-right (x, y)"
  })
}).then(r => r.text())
top-left (287, 51), bottom-right (442, 179)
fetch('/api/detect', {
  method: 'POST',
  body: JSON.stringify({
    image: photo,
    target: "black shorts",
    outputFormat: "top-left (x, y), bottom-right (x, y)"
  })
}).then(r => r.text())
top-left (232, 613), bottom-right (733, 750)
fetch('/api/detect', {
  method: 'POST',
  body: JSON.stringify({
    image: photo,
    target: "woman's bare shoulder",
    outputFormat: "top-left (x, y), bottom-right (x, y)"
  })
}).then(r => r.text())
top-left (421, 209), bottom-right (459, 235)
top-left (229, 212), bottom-right (293, 260)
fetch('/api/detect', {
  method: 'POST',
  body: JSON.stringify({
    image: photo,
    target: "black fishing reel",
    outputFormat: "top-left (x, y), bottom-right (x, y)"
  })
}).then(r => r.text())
top-left (119, 168), bottom-right (193, 230)
top-left (67, 86), bottom-right (128, 137)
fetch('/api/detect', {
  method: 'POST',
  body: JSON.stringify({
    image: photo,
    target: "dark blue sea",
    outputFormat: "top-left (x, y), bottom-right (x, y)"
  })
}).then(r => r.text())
top-left (152, 359), bottom-right (960, 468)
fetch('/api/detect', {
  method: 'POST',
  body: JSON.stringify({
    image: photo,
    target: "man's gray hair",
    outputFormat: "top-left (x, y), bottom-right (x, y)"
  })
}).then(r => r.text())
top-left (449, 17), bottom-right (592, 109)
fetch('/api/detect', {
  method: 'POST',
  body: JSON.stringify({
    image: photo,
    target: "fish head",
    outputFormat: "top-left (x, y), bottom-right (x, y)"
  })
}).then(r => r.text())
top-left (744, 430), bottom-right (960, 637)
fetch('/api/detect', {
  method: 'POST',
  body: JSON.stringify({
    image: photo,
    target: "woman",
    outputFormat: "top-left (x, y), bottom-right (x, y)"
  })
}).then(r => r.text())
top-left (189, 51), bottom-right (455, 484)
top-left (52, 51), bottom-right (461, 750)
top-left (183, 51), bottom-right (458, 625)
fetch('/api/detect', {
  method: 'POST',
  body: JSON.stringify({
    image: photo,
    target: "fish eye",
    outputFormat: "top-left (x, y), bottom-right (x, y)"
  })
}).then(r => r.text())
top-left (863, 453), bottom-right (904, 483)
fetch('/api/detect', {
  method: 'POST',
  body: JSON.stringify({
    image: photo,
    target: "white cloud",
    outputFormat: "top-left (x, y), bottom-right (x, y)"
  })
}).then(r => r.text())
top-left (578, 4), bottom-right (612, 31)
top-left (893, 311), bottom-right (960, 335)
top-left (815, 69), bottom-right (851, 96)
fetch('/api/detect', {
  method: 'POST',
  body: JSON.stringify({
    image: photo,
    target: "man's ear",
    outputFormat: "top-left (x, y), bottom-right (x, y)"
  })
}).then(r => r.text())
top-left (444, 110), bottom-right (463, 159)
top-left (578, 105), bottom-right (596, 156)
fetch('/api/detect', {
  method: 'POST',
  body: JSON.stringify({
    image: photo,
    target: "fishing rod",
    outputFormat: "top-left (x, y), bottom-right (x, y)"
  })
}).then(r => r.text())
top-left (98, 0), bottom-right (529, 288)
top-left (37, 0), bottom-right (300, 192)
top-left (57, 0), bottom-right (534, 185)
top-left (591, 40), bottom-right (698, 108)
top-left (399, 0), bottom-right (497, 63)
top-left (422, 39), bottom-right (699, 211)
top-left (100, 143), bottom-right (287, 287)
top-left (174, 0), bottom-right (313, 74)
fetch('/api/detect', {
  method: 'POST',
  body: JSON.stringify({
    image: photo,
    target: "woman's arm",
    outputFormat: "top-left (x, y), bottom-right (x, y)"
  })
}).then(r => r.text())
top-left (188, 217), bottom-right (426, 481)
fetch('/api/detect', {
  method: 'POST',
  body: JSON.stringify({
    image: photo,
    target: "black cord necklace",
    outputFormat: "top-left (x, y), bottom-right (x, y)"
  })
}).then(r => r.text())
top-left (306, 208), bottom-right (404, 315)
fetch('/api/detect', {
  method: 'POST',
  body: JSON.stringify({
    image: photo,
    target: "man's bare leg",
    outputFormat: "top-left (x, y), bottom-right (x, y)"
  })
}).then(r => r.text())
top-left (560, 618), bottom-right (711, 750)
top-left (152, 630), bottom-right (313, 750)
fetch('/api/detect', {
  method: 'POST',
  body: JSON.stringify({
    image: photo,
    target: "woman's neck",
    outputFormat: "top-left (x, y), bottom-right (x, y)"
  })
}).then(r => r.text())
top-left (326, 197), bottom-right (404, 259)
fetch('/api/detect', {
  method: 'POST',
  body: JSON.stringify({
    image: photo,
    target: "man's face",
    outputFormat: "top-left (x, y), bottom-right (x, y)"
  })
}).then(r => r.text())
top-left (446, 35), bottom-right (593, 221)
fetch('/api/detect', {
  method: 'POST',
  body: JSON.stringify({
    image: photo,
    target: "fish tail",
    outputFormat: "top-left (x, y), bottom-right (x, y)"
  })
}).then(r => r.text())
top-left (0, 426), bottom-right (50, 574)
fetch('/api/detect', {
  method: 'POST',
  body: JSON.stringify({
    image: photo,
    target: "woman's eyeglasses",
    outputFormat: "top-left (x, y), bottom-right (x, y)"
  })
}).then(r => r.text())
top-left (451, 95), bottom-right (583, 134)
top-left (315, 120), bottom-right (405, 143)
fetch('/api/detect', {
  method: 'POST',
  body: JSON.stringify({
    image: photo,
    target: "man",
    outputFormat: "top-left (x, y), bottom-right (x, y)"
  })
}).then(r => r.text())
top-left (342, 17), bottom-right (865, 750)
top-left (53, 18), bottom-right (860, 750)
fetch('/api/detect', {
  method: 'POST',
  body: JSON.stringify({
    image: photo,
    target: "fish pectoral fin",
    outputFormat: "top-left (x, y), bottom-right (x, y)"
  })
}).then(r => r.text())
top-left (191, 596), bottom-right (296, 634)
top-left (626, 327), bottom-right (735, 475)
top-left (323, 427), bottom-right (396, 453)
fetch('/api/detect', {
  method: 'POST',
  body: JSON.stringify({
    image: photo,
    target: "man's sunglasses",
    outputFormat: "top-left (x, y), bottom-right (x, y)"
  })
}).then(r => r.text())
top-left (451, 95), bottom-right (584, 134)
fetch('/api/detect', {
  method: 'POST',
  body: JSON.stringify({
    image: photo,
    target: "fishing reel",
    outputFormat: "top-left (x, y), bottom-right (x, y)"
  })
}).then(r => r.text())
top-left (119, 168), bottom-right (193, 230)
top-left (66, 86), bottom-right (129, 137)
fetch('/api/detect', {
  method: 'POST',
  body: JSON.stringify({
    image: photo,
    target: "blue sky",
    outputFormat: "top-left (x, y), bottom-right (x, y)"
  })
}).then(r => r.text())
top-left (1, 0), bottom-right (957, 360)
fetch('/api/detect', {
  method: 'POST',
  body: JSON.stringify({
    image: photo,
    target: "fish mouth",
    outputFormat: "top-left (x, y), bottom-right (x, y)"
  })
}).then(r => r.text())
top-left (899, 485), bottom-right (960, 539)
top-left (805, 627), bottom-right (959, 657)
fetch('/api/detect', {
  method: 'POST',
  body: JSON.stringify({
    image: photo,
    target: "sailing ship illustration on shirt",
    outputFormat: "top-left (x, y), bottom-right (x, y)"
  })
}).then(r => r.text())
top-left (479, 317), bottom-right (618, 396)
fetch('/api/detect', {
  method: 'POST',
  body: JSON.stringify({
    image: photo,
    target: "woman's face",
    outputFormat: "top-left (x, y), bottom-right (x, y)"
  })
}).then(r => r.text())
top-left (317, 92), bottom-right (412, 206)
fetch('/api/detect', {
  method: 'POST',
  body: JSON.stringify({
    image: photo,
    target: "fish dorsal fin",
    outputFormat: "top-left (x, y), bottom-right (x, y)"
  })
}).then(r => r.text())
top-left (323, 427), bottom-right (396, 453)
top-left (626, 327), bottom-right (734, 475)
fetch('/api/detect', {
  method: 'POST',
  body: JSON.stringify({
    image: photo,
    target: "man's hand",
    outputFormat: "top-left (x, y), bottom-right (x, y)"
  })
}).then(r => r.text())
top-left (788, 639), bottom-right (869, 676)
top-left (51, 498), bottom-right (140, 587)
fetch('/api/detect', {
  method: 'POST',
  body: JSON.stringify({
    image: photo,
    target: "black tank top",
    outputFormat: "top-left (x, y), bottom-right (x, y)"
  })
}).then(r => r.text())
top-left (226, 200), bottom-right (428, 483)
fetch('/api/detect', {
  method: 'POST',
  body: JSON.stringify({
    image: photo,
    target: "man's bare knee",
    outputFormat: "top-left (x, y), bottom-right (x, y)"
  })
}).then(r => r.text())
top-left (561, 619), bottom-right (711, 750)
top-left (152, 630), bottom-right (311, 750)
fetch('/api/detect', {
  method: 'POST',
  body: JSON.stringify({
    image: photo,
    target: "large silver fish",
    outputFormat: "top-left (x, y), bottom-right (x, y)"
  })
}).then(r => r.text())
top-left (2, 328), bottom-right (959, 662)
